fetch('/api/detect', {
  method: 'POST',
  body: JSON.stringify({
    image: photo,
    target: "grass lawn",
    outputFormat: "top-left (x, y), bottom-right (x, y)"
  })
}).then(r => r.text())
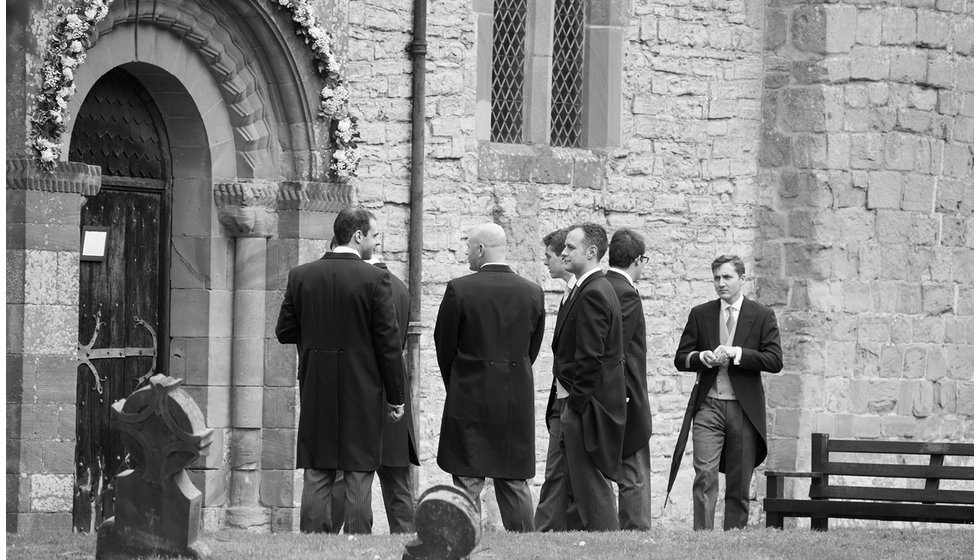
top-left (5, 526), bottom-right (974, 559)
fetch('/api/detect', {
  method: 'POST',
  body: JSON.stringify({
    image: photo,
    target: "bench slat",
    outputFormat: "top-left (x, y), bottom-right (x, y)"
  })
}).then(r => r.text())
top-left (765, 471), bottom-right (821, 478)
top-left (828, 439), bottom-right (974, 456)
top-left (811, 485), bottom-right (974, 504)
top-left (822, 462), bottom-right (974, 480)
top-left (764, 499), bottom-right (974, 524)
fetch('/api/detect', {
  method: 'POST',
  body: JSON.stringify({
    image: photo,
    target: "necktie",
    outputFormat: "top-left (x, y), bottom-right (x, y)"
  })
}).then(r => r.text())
top-left (560, 286), bottom-right (571, 306)
top-left (726, 306), bottom-right (735, 336)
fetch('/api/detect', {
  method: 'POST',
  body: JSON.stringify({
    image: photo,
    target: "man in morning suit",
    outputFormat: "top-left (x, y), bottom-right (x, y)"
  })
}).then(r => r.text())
top-left (533, 227), bottom-right (578, 532)
top-left (606, 228), bottom-right (654, 530)
top-left (329, 256), bottom-right (418, 534)
top-left (275, 205), bottom-right (406, 534)
top-left (549, 223), bottom-right (627, 531)
top-left (372, 257), bottom-right (419, 533)
top-left (673, 254), bottom-right (782, 530)
top-left (434, 223), bottom-right (546, 531)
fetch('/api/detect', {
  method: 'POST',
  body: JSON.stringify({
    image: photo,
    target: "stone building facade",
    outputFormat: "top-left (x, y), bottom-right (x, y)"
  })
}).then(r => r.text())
top-left (6, 0), bottom-right (973, 533)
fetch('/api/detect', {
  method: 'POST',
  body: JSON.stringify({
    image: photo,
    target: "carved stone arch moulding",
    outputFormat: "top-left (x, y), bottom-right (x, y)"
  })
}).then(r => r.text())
top-left (89, 0), bottom-right (277, 179)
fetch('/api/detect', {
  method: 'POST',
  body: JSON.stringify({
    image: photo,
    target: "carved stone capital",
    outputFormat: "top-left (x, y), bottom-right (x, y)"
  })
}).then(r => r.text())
top-left (6, 158), bottom-right (102, 195)
top-left (214, 179), bottom-right (356, 238)
top-left (213, 180), bottom-right (279, 238)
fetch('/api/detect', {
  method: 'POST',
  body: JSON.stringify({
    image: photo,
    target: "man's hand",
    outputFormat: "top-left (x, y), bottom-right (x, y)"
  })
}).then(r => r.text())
top-left (700, 350), bottom-right (723, 368)
top-left (712, 345), bottom-right (731, 363)
top-left (386, 403), bottom-right (405, 423)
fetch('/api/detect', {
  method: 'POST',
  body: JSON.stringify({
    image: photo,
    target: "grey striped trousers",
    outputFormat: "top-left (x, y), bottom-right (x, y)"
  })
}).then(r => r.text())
top-left (300, 469), bottom-right (374, 534)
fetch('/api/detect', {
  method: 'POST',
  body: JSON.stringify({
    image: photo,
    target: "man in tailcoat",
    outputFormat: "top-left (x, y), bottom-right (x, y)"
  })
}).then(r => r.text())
top-left (547, 223), bottom-right (627, 531)
top-left (672, 254), bottom-right (782, 530)
top-left (327, 257), bottom-right (419, 534)
top-left (372, 258), bottom-right (419, 533)
top-left (606, 228), bottom-right (654, 530)
top-left (434, 223), bottom-right (546, 531)
top-left (533, 227), bottom-right (578, 532)
top-left (276, 205), bottom-right (405, 534)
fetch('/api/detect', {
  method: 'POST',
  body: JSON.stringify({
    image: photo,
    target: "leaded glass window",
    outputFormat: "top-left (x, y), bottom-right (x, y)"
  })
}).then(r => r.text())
top-left (551, 0), bottom-right (585, 148)
top-left (491, 0), bottom-right (527, 144)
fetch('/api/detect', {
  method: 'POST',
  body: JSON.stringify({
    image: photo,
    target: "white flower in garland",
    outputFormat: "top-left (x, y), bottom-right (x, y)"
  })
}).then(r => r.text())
top-left (29, 0), bottom-right (113, 173)
top-left (318, 85), bottom-right (349, 119)
top-left (272, 0), bottom-right (361, 180)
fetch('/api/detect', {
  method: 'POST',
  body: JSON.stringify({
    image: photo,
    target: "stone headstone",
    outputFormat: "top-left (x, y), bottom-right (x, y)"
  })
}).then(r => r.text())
top-left (96, 374), bottom-right (213, 559)
top-left (403, 485), bottom-right (481, 560)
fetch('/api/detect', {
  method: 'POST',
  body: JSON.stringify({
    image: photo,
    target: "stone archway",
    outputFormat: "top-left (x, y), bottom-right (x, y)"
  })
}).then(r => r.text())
top-left (6, 0), bottom-right (353, 532)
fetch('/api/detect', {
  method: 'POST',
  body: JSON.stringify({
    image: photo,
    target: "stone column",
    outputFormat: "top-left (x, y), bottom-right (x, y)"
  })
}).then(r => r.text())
top-left (214, 181), bottom-right (278, 530)
top-left (6, 158), bottom-right (101, 532)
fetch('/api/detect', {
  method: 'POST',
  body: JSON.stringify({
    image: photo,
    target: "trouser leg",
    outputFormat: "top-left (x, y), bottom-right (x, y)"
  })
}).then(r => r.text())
top-left (560, 401), bottom-right (618, 532)
top-left (617, 442), bottom-right (651, 531)
top-left (492, 478), bottom-right (534, 532)
top-left (300, 469), bottom-right (338, 534)
top-left (534, 399), bottom-right (571, 532)
top-left (722, 400), bottom-right (757, 531)
top-left (330, 471), bottom-right (346, 532)
top-left (692, 397), bottom-right (725, 531)
top-left (452, 474), bottom-right (486, 522)
top-left (377, 465), bottom-right (416, 534)
top-left (342, 471), bottom-right (375, 534)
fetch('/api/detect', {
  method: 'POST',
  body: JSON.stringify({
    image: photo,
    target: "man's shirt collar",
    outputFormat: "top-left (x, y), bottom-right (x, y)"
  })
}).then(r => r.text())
top-left (333, 246), bottom-right (361, 257)
top-left (722, 294), bottom-right (745, 311)
top-left (606, 267), bottom-right (634, 287)
top-left (576, 266), bottom-right (603, 286)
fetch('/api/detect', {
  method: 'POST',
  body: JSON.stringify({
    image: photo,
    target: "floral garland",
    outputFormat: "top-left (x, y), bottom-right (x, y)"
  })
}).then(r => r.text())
top-left (28, 0), bottom-right (112, 173)
top-left (30, 0), bottom-right (361, 180)
top-left (272, 0), bottom-right (361, 180)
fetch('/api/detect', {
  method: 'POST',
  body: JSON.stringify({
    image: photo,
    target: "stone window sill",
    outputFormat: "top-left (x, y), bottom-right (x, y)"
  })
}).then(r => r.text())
top-left (476, 141), bottom-right (605, 189)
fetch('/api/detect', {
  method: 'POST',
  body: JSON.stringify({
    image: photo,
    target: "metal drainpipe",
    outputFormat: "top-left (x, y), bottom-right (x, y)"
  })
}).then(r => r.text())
top-left (407, 0), bottom-right (428, 499)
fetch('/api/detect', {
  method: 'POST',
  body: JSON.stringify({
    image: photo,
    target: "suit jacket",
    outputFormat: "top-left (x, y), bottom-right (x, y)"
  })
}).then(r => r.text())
top-left (673, 297), bottom-right (783, 471)
top-left (275, 252), bottom-right (405, 471)
top-left (434, 264), bottom-right (545, 479)
top-left (375, 263), bottom-right (419, 468)
top-left (606, 273), bottom-right (653, 459)
top-left (548, 270), bottom-right (627, 480)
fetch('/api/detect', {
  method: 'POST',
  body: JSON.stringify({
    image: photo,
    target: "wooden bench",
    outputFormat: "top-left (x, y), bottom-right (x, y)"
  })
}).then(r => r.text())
top-left (764, 433), bottom-right (974, 530)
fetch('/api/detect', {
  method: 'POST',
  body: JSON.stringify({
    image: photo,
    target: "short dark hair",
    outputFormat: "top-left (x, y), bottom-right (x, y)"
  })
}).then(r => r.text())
top-left (570, 223), bottom-right (609, 261)
top-left (542, 228), bottom-right (569, 254)
top-left (608, 228), bottom-right (645, 268)
top-left (333, 206), bottom-right (375, 245)
top-left (711, 254), bottom-right (745, 276)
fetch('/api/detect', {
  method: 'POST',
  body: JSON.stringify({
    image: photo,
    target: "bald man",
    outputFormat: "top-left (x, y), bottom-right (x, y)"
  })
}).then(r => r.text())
top-left (434, 223), bottom-right (546, 531)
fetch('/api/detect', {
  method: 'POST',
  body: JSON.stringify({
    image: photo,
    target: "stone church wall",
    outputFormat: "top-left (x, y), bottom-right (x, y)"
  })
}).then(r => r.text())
top-left (759, 0), bottom-right (974, 523)
top-left (347, 0), bottom-right (973, 530)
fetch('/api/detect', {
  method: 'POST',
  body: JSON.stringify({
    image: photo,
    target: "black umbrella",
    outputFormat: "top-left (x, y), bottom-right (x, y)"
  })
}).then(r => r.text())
top-left (664, 382), bottom-right (700, 508)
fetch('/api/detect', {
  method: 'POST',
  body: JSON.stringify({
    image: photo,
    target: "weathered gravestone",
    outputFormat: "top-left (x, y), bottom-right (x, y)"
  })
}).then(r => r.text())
top-left (403, 485), bottom-right (482, 560)
top-left (96, 374), bottom-right (213, 559)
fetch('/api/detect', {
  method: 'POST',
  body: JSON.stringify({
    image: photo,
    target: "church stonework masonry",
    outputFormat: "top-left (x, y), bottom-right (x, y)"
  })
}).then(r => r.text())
top-left (7, 0), bottom-right (973, 533)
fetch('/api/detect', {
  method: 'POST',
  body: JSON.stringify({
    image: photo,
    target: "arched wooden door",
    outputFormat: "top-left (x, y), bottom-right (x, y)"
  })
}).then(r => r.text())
top-left (69, 67), bottom-right (172, 532)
